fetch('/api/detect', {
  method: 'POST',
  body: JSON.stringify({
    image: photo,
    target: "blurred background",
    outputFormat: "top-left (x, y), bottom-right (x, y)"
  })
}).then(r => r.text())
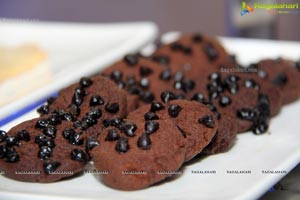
top-left (0, 0), bottom-right (299, 41)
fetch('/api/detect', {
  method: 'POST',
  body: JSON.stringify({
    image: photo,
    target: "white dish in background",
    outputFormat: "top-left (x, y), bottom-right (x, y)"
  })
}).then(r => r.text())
top-left (1, 32), bottom-right (300, 200)
top-left (0, 20), bottom-right (158, 122)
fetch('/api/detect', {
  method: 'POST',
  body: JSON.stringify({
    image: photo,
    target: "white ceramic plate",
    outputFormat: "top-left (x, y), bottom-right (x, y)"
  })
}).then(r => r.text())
top-left (0, 20), bottom-right (158, 123)
top-left (0, 33), bottom-right (300, 200)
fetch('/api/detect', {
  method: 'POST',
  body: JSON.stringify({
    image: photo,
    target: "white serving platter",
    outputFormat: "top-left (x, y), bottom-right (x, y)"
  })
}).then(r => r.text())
top-left (0, 30), bottom-right (300, 200)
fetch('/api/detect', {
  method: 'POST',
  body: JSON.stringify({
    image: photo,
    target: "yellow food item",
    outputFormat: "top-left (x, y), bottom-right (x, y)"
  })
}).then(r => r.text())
top-left (0, 44), bottom-right (47, 82)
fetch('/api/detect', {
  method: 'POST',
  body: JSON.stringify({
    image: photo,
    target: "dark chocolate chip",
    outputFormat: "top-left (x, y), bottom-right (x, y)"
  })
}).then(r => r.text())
top-left (144, 112), bottom-right (159, 120)
top-left (63, 128), bottom-right (76, 140)
top-left (70, 104), bottom-right (81, 116)
top-left (204, 43), bottom-right (218, 61)
top-left (295, 62), bottom-right (300, 71)
top-left (160, 69), bottom-right (172, 81)
top-left (110, 117), bottom-right (123, 127)
top-left (145, 120), bottom-right (159, 135)
top-left (16, 130), bottom-right (30, 142)
top-left (219, 95), bottom-right (231, 107)
top-left (209, 73), bottom-right (221, 82)
top-left (181, 79), bottom-right (195, 92)
top-left (103, 119), bottom-right (111, 128)
top-left (258, 94), bottom-right (270, 117)
top-left (0, 130), bottom-right (7, 143)
top-left (37, 105), bottom-right (49, 116)
top-left (192, 33), bottom-right (203, 43)
top-left (174, 71), bottom-right (184, 81)
top-left (47, 97), bottom-right (56, 105)
top-left (160, 91), bottom-right (177, 103)
top-left (87, 107), bottom-right (102, 119)
top-left (119, 123), bottom-right (137, 137)
top-left (237, 108), bottom-right (257, 121)
top-left (168, 104), bottom-right (182, 118)
top-left (170, 42), bottom-right (183, 51)
top-left (105, 103), bottom-right (119, 113)
top-left (191, 93), bottom-right (208, 104)
top-left (198, 115), bottom-right (215, 128)
top-left (126, 75), bottom-right (136, 86)
top-left (80, 77), bottom-right (93, 88)
top-left (124, 54), bottom-right (138, 66)
top-left (38, 146), bottom-right (52, 160)
top-left (62, 112), bottom-right (75, 121)
top-left (183, 46), bottom-right (192, 55)
top-left (174, 81), bottom-right (182, 90)
top-left (5, 136), bottom-right (19, 147)
top-left (137, 133), bottom-right (151, 150)
top-left (90, 95), bottom-right (104, 106)
top-left (110, 70), bottom-right (123, 81)
top-left (140, 66), bottom-right (153, 76)
top-left (152, 55), bottom-right (170, 65)
top-left (4, 147), bottom-right (19, 163)
top-left (71, 149), bottom-right (88, 163)
top-left (252, 119), bottom-right (268, 135)
top-left (43, 161), bottom-right (60, 175)
top-left (150, 101), bottom-right (165, 112)
top-left (35, 135), bottom-right (55, 148)
top-left (105, 129), bottom-right (120, 141)
top-left (0, 145), bottom-right (6, 159)
top-left (82, 115), bottom-right (97, 127)
top-left (72, 92), bottom-right (84, 106)
top-left (86, 138), bottom-right (100, 151)
top-left (35, 119), bottom-right (50, 129)
top-left (48, 113), bottom-right (62, 125)
top-left (69, 132), bottom-right (84, 146)
top-left (245, 79), bottom-right (259, 90)
top-left (115, 137), bottom-right (129, 153)
top-left (42, 126), bottom-right (57, 138)
top-left (140, 78), bottom-right (150, 89)
top-left (141, 91), bottom-right (154, 103)
top-left (272, 73), bottom-right (288, 86)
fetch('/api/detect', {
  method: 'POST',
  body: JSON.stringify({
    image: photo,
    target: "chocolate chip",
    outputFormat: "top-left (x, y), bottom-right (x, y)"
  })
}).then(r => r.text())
top-left (126, 75), bottom-right (136, 86)
top-left (168, 104), bottom-right (182, 118)
top-left (74, 87), bottom-right (86, 96)
top-left (0, 130), bottom-right (7, 143)
top-left (198, 115), bottom-right (215, 128)
top-left (82, 115), bottom-right (97, 127)
top-left (73, 120), bottom-right (82, 129)
top-left (219, 95), bottom-right (231, 107)
top-left (4, 147), bottom-right (19, 163)
top-left (90, 95), bottom-right (104, 106)
top-left (5, 136), bottom-right (19, 147)
top-left (105, 129), bottom-right (120, 141)
top-left (16, 130), bottom-right (30, 142)
top-left (35, 135), bottom-right (55, 148)
top-left (192, 34), bottom-right (203, 43)
top-left (160, 69), bottom-right (172, 81)
top-left (72, 92), bottom-right (84, 106)
top-left (245, 79), bottom-right (259, 90)
top-left (144, 112), bottom-right (159, 120)
top-left (141, 91), bottom-right (154, 103)
top-left (204, 43), bottom-right (218, 61)
top-left (86, 138), bottom-right (100, 151)
top-left (258, 69), bottom-right (267, 78)
top-left (161, 91), bottom-right (177, 103)
top-left (140, 78), bottom-right (150, 89)
top-left (258, 94), bottom-right (270, 117)
top-left (145, 120), bottom-right (159, 135)
top-left (63, 128), bottom-right (75, 140)
top-left (35, 119), bottom-right (50, 129)
top-left (43, 161), bottom-right (60, 175)
top-left (128, 85), bottom-right (143, 95)
top-left (181, 79), bottom-right (195, 92)
top-left (62, 112), bottom-right (75, 121)
top-left (87, 107), bottom-right (102, 119)
top-left (209, 73), bottom-right (221, 82)
top-left (105, 103), bottom-right (119, 113)
top-left (119, 123), bottom-right (137, 137)
top-left (272, 73), bottom-right (288, 86)
top-left (124, 54), bottom-right (138, 66)
top-left (43, 126), bottom-right (57, 138)
top-left (71, 149), bottom-right (88, 163)
top-left (80, 77), bottom-right (93, 88)
top-left (69, 132), bottom-right (84, 146)
top-left (152, 55), bottom-right (170, 65)
top-left (170, 42), bottom-right (183, 51)
top-left (103, 119), bottom-right (110, 128)
top-left (183, 46), bottom-right (192, 55)
top-left (140, 66), bottom-right (153, 76)
top-left (150, 101), bottom-right (165, 112)
top-left (47, 97), bottom-right (56, 105)
top-left (237, 108), bottom-right (257, 121)
top-left (295, 62), bottom-right (300, 71)
top-left (49, 113), bottom-right (62, 125)
top-left (110, 117), bottom-right (123, 127)
top-left (70, 104), bottom-right (81, 116)
top-left (115, 137), bottom-right (129, 153)
top-left (38, 146), bottom-right (52, 160)
top-left (0, 145), bottom-right (6, 159)
top-left (37, 105), bottom-right (49, 116)
top-left (174, 81), bottom-right (182, 90)
top-left (137, 133), bottom-right (151, 150)
top-left (110, 70), bottom-right (122, 81)
top-left (191, 93), bottom-right (208, 104)
top-left (252, 119), bottom-right (268, 135)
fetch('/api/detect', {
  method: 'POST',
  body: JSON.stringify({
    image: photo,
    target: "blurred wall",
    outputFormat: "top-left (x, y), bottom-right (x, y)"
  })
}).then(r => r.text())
top-left (0, 0), bottom-right (299, 40)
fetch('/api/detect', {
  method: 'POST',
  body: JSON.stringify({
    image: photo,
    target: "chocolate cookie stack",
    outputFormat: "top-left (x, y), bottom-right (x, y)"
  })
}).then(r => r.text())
top-left (1, 33), bottom-right (299, 190)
